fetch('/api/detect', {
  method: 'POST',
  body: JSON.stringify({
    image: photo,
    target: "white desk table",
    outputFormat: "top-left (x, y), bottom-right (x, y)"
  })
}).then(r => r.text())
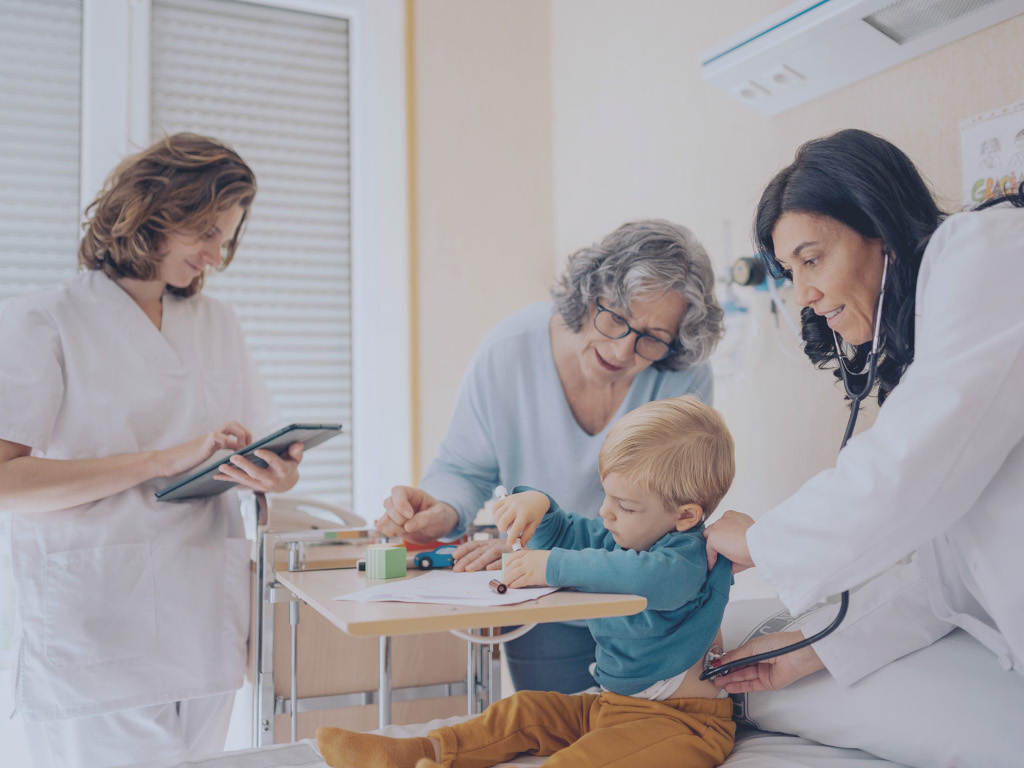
top-left (274, 568), bottom-right (646, 730)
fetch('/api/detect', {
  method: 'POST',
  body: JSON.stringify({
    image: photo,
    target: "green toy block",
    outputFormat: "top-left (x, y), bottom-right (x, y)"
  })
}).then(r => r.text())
top-left (366, 545), bottom-right (407, 579)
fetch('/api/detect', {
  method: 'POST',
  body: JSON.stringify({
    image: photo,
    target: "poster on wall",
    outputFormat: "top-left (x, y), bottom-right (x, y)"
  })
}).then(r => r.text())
top-left (960, 99), bottom-right (1024, 207)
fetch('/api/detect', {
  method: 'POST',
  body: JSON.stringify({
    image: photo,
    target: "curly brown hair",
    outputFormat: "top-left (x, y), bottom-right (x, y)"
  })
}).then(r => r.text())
top-left (78, 133), bottom-right (256, 297)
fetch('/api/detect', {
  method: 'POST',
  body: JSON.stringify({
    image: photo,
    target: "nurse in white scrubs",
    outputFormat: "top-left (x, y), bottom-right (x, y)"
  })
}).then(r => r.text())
top-left (0, 134), bottom-right (303, 768)
top-left (704, 129), bottom-right (1024, 692)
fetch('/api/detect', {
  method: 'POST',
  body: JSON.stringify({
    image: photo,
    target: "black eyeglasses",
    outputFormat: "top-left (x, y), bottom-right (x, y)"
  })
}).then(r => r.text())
top-left (593, 298), bottom-right (679, 362)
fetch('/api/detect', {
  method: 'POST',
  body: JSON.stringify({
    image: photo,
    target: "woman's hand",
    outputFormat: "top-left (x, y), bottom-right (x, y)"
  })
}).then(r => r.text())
top-left (213, 441), bottom-right (303, 494)
top-left (710, 631), bottom-right (826, 694)
top-left (157, 421), bottom-right (253, 478)
top-left (493, 490), bottom-right (549, 548)
top-left (704, 509), bottom-right (756, 573)
top-left (502, 549), bottom-right (550, 588)
top-left (451, 539), bottom-right (509, 572)
top-left (0, 422), bottom-right (302, 515)
top-left (376, 486), bottom-right (459, 544)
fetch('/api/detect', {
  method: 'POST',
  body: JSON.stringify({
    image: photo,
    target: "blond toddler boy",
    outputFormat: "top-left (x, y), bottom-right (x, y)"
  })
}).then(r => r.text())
top-left (318, 395), bottom-right (736, 768)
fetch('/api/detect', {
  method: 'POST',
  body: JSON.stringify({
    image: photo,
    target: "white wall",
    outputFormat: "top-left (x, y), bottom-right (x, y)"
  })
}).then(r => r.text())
top-left (341, 0), bottom-right (414, 519)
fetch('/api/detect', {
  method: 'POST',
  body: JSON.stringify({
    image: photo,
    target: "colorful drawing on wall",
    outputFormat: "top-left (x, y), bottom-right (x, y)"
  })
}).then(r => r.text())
top-left (960, 99), bottom-right (1024, 207)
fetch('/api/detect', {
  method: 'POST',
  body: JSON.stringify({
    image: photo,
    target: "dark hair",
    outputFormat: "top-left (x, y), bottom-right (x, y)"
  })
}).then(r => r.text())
top-left (551, 219), bottom-right (724, 370)
top-left (78, 133), bottom-right (256, 297)
top-left (753, 129), bottom-right (946, 404)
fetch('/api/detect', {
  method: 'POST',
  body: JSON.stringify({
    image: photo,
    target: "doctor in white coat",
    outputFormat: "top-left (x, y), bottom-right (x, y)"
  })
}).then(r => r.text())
top-left (0, 134), bottom-right (303, 768)
top-left (704, 129), bottom-right (1024, 691)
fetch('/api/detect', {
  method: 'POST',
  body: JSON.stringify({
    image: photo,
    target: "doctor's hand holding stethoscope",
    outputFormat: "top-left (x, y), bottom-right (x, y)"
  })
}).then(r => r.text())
top-left (702, 129), bottom-right (1024, 695)
top-left (704, 509), bottom-right (828, 691)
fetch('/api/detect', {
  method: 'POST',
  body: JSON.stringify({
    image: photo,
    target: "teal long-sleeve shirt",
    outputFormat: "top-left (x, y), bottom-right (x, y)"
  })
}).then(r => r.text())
top-left (519, 487), bottom-right (733, 696)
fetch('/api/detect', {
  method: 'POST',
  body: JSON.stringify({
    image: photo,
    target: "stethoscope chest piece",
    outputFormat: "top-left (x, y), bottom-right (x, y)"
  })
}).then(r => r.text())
top-left (703, 643), bottom-right (728, 678)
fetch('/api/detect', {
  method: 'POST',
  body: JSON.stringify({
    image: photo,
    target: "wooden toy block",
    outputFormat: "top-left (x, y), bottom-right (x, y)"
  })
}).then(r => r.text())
top-left (366, 544), bottom-right (407, 579)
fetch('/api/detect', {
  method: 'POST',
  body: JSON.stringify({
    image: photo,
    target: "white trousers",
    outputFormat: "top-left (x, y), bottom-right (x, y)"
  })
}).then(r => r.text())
top-left (22, 690), bottom-right (236, 768)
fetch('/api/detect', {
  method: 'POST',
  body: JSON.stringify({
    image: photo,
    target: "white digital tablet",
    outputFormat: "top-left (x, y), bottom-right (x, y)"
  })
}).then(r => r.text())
top-left (155, 423), bottom-right (342, 502)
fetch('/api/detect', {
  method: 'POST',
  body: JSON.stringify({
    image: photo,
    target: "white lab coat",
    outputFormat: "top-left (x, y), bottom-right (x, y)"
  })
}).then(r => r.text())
top-left (748, 206), bottom-right (1024, 685)
top-left (0, 270), bottom-right (278, 720)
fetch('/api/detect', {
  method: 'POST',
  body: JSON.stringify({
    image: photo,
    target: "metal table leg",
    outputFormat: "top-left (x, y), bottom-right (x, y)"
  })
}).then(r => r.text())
top-left (289, 593), bottom-right (299, 741)
top-left (379, 635), bottom-right (392, 728)
top-left (288, 543), bottom-right (300, 743)
top-left (467, 631), bottom-right (475, 715)
top-left (488, 636), bottom-right (502, 706)
top-left (255, 532), bottom-right (276, 747)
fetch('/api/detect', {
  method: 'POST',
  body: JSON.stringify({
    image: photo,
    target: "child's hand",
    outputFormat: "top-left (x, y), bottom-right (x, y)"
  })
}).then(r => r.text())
top-left (493, 490), bottom-right (549, 547)
top-left (502, 549), bottom-right (550, 588)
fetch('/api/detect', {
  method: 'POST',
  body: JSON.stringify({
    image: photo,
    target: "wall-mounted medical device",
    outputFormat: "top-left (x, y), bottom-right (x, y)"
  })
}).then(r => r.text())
top-left (730, 256), bottom-right (767, 288)
top-left (731, 256), bottom-right (803, 342)
top-left (701, 0), bottom-right (1024, 116)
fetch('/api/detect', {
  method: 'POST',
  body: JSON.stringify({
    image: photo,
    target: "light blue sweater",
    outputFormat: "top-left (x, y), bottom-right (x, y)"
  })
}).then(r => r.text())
top-left (420, 302), bottom-right (714, 538)
top-left (524, 489), bottom-right (733, 696)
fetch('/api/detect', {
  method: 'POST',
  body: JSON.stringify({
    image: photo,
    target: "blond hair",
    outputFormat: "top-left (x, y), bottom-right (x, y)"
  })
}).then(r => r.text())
top-left (598, 395), bottom-right (735, 518)
top-left (78, 133), bottom-right (256, 297)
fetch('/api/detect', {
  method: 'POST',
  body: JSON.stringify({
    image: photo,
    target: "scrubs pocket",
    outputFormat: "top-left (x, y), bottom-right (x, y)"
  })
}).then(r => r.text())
top-left (45, 542), bottom-right (157, 668)
top-left (221, 538), bottom-right (252, 653)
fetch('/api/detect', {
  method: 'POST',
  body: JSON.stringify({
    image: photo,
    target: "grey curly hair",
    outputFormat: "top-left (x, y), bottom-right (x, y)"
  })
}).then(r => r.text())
top-left (551, 219), bottom-right (724, 370)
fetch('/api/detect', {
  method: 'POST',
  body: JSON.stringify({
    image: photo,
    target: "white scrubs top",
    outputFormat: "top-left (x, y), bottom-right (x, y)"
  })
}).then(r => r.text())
top-left (0, 270), bottom-right (279, 720)
top-left (748, 207), bottom-right (1024, 685)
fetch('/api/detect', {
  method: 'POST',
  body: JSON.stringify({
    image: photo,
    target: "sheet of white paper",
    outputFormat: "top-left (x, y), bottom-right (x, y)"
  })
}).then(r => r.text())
top-left (333, 569), bottom-right (559, 606)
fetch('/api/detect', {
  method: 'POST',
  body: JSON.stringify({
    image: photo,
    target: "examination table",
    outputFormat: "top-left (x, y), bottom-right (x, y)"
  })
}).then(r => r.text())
top-left (126, 595), bottom-right (1024, 768)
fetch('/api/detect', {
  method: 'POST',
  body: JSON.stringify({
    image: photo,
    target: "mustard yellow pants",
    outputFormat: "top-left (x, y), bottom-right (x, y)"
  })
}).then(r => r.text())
top-left (428, 689), bottom-right (735, 768)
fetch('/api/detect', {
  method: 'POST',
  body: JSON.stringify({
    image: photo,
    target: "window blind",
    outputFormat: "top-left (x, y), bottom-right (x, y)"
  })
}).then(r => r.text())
top-left (0, 0), bottom-right (81, 308)
top-left (151, 0), bottom-right (354, 511)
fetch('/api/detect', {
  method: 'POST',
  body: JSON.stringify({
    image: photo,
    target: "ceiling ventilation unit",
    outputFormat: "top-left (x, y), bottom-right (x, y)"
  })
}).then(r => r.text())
top-left (700, 0), bottom-right (1024, 116)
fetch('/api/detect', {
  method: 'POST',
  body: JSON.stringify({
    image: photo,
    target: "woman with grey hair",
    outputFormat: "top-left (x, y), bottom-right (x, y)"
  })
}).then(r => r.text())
top-left (376, 218), bottom-right (724, 693)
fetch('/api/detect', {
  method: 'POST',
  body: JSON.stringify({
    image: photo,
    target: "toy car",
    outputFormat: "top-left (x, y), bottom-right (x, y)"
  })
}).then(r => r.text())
top-left (414, 544), bottom-right (458, 570)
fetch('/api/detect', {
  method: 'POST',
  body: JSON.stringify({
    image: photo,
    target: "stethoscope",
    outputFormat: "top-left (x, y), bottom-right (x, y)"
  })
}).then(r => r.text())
top-left (701, 254), bottom-right (890, 681)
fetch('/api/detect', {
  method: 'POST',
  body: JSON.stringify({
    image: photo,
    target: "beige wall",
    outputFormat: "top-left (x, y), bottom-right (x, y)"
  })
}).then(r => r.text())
top-left (412, 0), bottom-right (556, 477)
top-left (411, 3), bottom-right (1024, 594)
